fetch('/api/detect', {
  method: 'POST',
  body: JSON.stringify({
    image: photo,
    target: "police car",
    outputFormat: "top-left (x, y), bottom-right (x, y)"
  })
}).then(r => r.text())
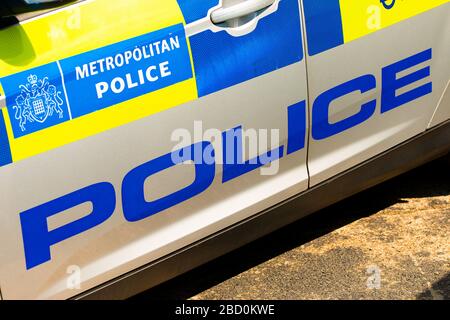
top-left (0, 0), bottom-right (448, 300)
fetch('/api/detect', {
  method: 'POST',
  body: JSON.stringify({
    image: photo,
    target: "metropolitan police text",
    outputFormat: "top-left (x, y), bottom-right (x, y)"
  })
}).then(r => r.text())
top-left (74, 36), bottom-right (181, 99)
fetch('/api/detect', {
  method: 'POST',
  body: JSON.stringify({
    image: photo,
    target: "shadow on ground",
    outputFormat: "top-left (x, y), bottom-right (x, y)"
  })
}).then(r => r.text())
top-left (132, 156), bottom-right (449, 300)
top-left (418, 272), bottom-right (450, 300)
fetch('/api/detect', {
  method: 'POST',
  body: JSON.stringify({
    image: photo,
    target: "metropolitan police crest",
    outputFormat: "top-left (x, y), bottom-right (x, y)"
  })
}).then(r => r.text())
top-left (13, 74), bottom-right (65, 132)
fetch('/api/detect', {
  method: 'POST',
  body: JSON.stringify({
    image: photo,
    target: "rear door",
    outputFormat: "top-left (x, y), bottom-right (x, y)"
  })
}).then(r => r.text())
top-left (0, 0), bottom-right (309, 299)
top-left (302, 0), bottom-right (450, 186)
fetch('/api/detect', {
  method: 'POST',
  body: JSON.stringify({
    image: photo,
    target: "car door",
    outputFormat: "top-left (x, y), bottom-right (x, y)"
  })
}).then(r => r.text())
top-left (0, 0), bottom-right (309, 299)
top-left (302, 0), bottom-right (450, 186)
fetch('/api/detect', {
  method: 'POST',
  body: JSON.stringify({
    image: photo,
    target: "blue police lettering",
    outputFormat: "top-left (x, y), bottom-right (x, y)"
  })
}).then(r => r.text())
top-left (287, 101), bottom-right (307, 155)
top-left (222, 126), bottom-right (285, 183)
top-left (312, 75), bottom-right (377, 140)
top-left (20, 183), bottom-right (116, 270)
top-left (122, 142), bottom-right (215, 222)
top-left (381, 48), bottom-right (432, 113)
top-left (312, 48), bottom-right (432, 140)
top-left (19, 48), bottom-right (433, 270)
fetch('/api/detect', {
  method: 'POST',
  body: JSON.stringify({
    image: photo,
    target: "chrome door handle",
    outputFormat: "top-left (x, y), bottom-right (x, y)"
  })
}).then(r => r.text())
top-left (211, 0), bottom-right (276, 24)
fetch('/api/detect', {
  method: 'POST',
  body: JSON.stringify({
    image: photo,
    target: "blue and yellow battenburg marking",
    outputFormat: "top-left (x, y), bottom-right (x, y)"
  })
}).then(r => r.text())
top-left (2, 24), bottom-right (192, 139)
top-left (0, 111), bottom-right (12, 167)
top-left (0, 0), bottom-right (304, 167)
top-left (0, 0), bottom-right (446, 168)
top-left (179, 0), bottom-right (303, 97)
top-left (0, 0), bottom-right (197, 164)
top-left (303, 0), bottom-right (448, 56)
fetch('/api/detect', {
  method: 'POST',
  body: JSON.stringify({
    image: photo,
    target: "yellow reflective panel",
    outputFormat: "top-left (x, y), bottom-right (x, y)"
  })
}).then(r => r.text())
top-left (0, 0), bottom-right (184, 74)
top-left (0, 0), bottom-right (198, 162)
top-left (339, 0), bottom-right (449, 43)
top-left (3, 80), bottom-right (197, 162)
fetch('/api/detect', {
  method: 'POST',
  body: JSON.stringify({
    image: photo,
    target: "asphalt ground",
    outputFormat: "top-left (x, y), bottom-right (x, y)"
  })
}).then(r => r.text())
top-left (134, 155), bottom-right (449, 300)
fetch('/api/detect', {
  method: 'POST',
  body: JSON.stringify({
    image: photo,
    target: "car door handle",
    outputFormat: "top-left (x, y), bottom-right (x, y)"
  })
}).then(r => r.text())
top-left (211, 0), bottom-right (276, 24)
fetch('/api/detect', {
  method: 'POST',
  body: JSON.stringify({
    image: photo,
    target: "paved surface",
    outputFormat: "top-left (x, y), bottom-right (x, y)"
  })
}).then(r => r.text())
top-left (134, 156), bottom-right (449, 300)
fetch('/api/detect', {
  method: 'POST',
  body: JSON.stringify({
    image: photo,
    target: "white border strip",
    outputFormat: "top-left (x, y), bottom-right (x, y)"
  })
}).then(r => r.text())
top-left (56, 60), bottom-right (73, 120)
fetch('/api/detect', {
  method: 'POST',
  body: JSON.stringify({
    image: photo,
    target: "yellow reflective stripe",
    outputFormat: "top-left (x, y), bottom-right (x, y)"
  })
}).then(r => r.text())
top-left (339, 0), bottom-right (448, 43)
top-left (4, 80), bottom-right (197, 162)
top-left (0, 0), bottom-right (198, 163)
top-left (0, 0), bottom-right (184, 75)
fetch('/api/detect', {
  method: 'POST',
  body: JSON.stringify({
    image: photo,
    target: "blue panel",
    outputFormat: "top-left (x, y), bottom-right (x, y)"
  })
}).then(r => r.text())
top-left (177, 0), bottom-right (220, 24)
top-left (1, 62), bottom-right (71, 138)
top-left (188, 0), bottom-right (304, 97)
top-left (303, 0), bottom-right (344, 56)
top-left (60, 24), bottom-right (192, 119)
top-left (0, 110), bottom-right (12, 167)
top-left (1, 24), bottom-right (193, 138)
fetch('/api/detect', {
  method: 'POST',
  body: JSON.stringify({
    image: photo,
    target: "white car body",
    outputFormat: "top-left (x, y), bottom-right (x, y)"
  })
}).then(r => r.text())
top-left (0, 0), bottom-right (448, 299)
